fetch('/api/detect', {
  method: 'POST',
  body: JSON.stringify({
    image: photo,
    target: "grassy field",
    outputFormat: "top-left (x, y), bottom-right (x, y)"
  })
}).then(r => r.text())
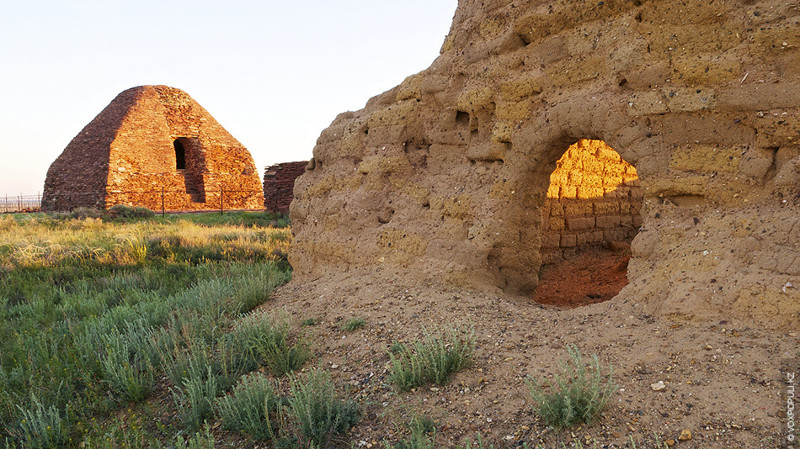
top-left (0, 210), bottom-right (300, 448)
top-left (0, 210), bottom-right (633, 449)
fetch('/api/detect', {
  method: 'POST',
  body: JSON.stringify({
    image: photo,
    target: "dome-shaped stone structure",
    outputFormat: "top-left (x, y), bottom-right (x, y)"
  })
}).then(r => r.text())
top-left (43, 85), bottom-right (263, 212)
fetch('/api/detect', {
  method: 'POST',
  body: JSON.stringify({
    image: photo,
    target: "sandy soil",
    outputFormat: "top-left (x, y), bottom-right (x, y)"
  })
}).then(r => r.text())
top-left (261, 266), bottom-right (796, 448)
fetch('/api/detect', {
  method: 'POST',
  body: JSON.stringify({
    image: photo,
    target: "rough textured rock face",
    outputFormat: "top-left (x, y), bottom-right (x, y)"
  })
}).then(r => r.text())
top-left (263, 161), bottom-right (308, 213)
top-left (290, 0), bottom-right (800, 328)
top-left (43, 86), bottom-right (263, 212)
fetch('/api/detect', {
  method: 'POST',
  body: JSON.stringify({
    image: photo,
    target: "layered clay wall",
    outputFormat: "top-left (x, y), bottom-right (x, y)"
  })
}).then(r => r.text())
top-left (541, 139), bottom-right (642, 263)
top-left (43, 86), bottom-right (264, 212)
top-left (263, 161), bottom-right (308, 213)
top-left (290, 0), bottom-right (800, 328)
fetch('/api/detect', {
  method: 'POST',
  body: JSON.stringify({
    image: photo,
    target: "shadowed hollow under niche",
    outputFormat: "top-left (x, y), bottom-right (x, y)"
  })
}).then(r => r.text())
top-left (533, 139), bottom-right (643, 308)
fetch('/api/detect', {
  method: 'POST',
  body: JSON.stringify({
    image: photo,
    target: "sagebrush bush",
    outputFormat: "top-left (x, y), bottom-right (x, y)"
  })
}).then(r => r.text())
top-left (232, 312), bottom-right (310, 377)
top-left (525, 345), bottom-right (617, 429)
top-left (277, 369), bottom-right (360, 447)
top-left (389, 325), bottom-right (475, 391)
top-left (99, 320), bottom-right (158, 402)
top-left (215, 372), bottom-right (280, 440)
top-left (157, 337), bottom-right (214, 388)
top-left (174, 423), bottom-right (216, 449)
top-left (215, 337), bottom-right (258, 390)
top-left (14, 394), bottom-right (67, 449)
top-left (172, 366), bottom-right (222, 431)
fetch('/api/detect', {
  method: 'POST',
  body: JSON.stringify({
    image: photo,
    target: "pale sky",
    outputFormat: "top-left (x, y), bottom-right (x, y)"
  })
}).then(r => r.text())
top-left (0, 0), bottom-right (458, 194)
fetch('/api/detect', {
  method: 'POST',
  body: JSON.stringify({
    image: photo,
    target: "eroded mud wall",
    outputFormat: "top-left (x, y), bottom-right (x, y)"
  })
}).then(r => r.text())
top-left (290, 0), bottom-right (800, 327)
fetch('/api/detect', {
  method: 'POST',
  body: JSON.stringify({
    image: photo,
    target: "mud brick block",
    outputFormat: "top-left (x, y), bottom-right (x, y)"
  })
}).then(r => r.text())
top-left (543, 233), bottom-right (561, 248)
top-left (567, 217), bottom-right (595, 231)
top-left (576, 232), bottom-right (595, 245)
top-left (549, 217), bottom-right (565, 231)
top-left (564, 201), bottom-right (593, 216)
top-left (596, 215), bottom-right (622, 228)
top-left (560, 234), bottom-right (577, 247)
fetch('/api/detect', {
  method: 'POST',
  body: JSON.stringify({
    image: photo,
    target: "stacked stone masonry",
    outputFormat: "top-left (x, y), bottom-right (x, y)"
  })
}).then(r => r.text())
top-left (541, 139), bottom-right (642, 264)
top-left (289, 0), bottom-right (800, 328)
top-left (42, 85), bottom-right (264, 212)
top-left (263, 161), bottom-right (308, 213)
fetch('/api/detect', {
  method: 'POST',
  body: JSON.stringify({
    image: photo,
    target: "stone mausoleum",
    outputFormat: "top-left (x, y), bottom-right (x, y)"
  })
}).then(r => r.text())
top-left (42, 85), bottom-right (264, 212)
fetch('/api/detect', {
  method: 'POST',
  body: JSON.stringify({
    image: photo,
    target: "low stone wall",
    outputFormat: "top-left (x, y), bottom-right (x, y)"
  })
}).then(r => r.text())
top-left (263, 161), bottom-right (307, 213)
top-left (541, 140), bottom-right (642, 263)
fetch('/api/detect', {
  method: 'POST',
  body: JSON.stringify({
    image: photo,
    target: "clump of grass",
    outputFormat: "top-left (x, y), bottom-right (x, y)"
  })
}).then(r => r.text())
top-left (340, 317), bottom-right (366, 332)
top-left (99, 321), bottom-right (157, 402)
top-left (215, 372), bottom-right (280, 441)
top-left (172, 366), bottom-right (221, 431)
top-left (157, 336), bottom-right (214, 388)
top-left (107, 204), bottom-right (155, 220)
top-left (174, 423), bottom-right (215, 449)
top-left (525, 345), bottom-right (617, 429)
top-left (232, 312), bottom-right (311, 377)
top-left (385, 415), bottom-right (436, 449)
top-left (388, 325), bottom-right (475, 391)
top-left (80, 413), bottom-right (162, 449)
top-left (13, 394), bottom-right (67, 449)
top-left (459, 434), bottom-right (495, 449)
top-left (389, 340), bottom-right (407, 355)
top-left (301, 318), bottom-right (317, 327)
top-left (276, 369), bottom-right (360, 447)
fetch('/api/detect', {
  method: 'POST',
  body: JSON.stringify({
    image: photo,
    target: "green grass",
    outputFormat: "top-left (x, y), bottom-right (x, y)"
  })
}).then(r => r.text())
top-left (174, 424), bottom-right (216, 449)
top-left (229, 311), bottom-right (311, 377)
top-left (388, 325), bottom-right (475, 391)
top-left (172, 366), bottom-right (221, 431)
top-left (340, 317), bottom-right (366, 332)
top-left (0, 213), bottom-right (292, 447)
top-left (300, 318), bottom-right (318, 327)
top-left (389, 340), bottom-right (407, 355)
top-left (275, 369), bottom-right (360, 447)
top-left (215, 372), bottom-right (280, 441)
top-left (384, 416), bottom-right (436, 449)
top-left (12, 394), bottom-right (67, 449)
top-left (525, 345), bottom-right (617, 429)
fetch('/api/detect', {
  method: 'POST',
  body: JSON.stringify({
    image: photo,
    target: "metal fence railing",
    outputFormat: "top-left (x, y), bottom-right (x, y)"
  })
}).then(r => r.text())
top-left (2, 189), bottom-right (266, 215)
top-left (0, 194), bottom-right (42, 213)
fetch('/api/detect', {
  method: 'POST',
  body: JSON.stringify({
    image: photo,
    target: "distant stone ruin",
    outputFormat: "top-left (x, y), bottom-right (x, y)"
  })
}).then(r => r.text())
top-left (291, 0), bottom-right (800, 328)
top-left (42, 85), bottom-right (263, 212)
top-left (263, 161), bottom-right (308, 213)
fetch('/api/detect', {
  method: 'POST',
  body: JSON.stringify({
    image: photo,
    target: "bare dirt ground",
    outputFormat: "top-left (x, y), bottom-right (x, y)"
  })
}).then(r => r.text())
top-left (533, 248), bottom-right (631, 309)
top-left (264, 267), bottom-right (796, 448)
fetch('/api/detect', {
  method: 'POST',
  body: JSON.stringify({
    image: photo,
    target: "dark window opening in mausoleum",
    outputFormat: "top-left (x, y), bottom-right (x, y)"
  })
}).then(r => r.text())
top-left (174, 140), bottom-right (186, 170)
